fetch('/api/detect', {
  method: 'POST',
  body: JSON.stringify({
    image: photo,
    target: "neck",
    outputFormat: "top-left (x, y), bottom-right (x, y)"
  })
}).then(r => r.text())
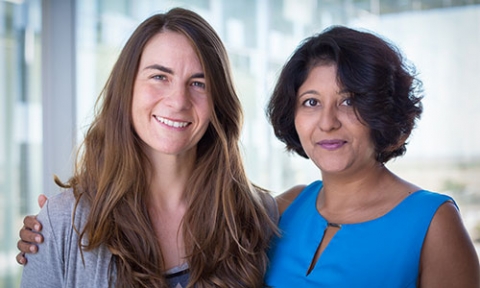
top-left (146, 153), bottom-right (192, 270)
top-left (148, 150), bottom-right (196, 210)
top-left (317, 163), bottom-right (419, 224)
top-left (319, 163), bottom-right (391, 211)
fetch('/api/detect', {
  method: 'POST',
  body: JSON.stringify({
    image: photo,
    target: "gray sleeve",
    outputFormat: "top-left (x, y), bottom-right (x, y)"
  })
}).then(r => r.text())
top-left (20, 190), bottom-right (75, 288)
top-left (263, 192), bottom-right (280, 225)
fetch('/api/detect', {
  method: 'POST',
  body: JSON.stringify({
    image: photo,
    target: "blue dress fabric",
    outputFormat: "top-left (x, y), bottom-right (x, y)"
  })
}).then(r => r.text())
top-left (265, 180), bottom-right (454, 288)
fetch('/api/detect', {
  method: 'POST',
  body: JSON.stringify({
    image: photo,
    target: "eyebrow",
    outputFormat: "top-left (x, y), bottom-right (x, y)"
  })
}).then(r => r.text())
top-left (298, 90), bottom-right (319, 97)
top-left (145, 64), bottom-right (173, 74)
top-left (144, 64), bottom-right (205, 79)
top-left (298, 89), bottom-right (350, 98)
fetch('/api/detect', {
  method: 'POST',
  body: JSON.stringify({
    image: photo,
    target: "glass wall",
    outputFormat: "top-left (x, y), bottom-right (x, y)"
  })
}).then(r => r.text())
top-left (74, 0), bottom-right (480, 251)
top-left (1, 0), bottom-right (479, 286)
top-left (0, 0), bottom-right (42, 286)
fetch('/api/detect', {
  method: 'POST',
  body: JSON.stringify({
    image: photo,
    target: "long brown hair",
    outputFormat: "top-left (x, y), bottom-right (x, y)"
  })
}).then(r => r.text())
top-left (63, 7), bottom-right (276, 288)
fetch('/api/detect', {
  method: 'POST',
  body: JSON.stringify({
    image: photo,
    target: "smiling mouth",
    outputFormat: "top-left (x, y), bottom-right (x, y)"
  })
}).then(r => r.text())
top-left (318, 139), bottom-right (346, 150)
top-left (154, 116), bottom-right (191, 128)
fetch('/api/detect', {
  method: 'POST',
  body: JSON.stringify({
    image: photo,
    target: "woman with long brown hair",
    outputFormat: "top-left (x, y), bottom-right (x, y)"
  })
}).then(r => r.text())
top-left (19, 7), bottom-right (277, 288)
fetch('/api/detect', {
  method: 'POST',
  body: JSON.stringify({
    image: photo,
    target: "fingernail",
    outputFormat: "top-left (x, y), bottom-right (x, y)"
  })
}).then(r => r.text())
top-left (35, 235), bottom-right (41, 243)
top-left (34, 224), bottom-right (40, 231)
top-left (29, 246), bottom-right (36, 252)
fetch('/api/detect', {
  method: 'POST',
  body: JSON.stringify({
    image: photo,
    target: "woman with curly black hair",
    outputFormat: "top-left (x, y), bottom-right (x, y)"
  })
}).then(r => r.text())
top-left (265, 26), bottom-right (479, 287)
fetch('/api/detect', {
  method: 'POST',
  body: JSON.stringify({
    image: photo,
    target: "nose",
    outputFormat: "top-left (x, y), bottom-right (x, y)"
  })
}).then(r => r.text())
top-left (165, 84), bottom-right (192, 111)
top-left (318, 105), bottom-right (341, 132)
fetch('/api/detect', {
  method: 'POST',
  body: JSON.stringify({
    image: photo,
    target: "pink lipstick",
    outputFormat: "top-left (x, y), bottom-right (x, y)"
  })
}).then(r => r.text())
top-left (318, 139), bottom-right (346, 151)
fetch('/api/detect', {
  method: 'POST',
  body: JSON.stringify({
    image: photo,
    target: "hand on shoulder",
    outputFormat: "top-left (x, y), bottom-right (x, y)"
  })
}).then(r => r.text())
top-left (16, 194), bottom-right (48, 265)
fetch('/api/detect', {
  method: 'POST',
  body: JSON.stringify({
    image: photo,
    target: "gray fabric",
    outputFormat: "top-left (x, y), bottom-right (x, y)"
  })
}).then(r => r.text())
top-left (20, 189), bottom-right (279, 287)
top-left (262, 192), bottom-right (279, 225)
top-left (20, 190), bottom-right (114, 288)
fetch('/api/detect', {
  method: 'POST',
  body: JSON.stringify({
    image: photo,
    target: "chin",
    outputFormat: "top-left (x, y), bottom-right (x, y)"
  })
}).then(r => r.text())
top-left (313, 158), bottom-right (350, 172)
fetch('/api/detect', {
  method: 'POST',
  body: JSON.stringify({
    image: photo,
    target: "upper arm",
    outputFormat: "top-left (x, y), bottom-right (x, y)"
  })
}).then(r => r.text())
top-left (275, 185), bottom-right (306, 215)
top-left (20, 199), bottom-right (65, 287)
top-left (419, 201), bottom-right (480, 288)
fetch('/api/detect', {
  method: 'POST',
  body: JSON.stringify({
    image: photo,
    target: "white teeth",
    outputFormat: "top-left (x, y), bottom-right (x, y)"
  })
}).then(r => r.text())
top-left (155, 116), bottom-right (189, 128)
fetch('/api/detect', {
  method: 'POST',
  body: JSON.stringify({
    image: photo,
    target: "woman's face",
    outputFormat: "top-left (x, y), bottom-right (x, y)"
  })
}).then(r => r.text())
top-left (294, 64), bottom-right (376, 176)
top-left (132, 31), bottom-right (212, 159)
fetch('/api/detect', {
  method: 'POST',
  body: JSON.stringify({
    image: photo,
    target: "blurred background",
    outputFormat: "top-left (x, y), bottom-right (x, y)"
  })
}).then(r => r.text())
top-left (1, 0), bottom-right (479, 286)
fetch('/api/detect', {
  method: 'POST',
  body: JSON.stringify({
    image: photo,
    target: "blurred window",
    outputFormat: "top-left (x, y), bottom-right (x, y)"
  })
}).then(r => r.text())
top-left (2, 0), bottom-right (479, 285)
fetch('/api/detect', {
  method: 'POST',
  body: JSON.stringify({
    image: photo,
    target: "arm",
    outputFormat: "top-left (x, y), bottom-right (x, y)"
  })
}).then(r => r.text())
top-left (16, 194), bottom-right (48, 265)
top-left (20, 196), bottom-right (65, 287)
top-left (419, 201), bottom-right (480, 287)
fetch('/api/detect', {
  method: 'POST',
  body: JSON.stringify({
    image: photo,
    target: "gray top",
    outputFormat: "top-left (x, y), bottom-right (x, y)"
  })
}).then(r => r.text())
top-left (20, 189), bottom-right (279, 287)
top-left (20, 190), bottom-right (114, 288)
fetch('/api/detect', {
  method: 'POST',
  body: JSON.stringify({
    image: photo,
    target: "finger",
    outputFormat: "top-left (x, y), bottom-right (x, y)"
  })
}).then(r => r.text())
top-left (19, 227), bottom-right (43, 244)
top-left (38, 194), bottom-right (48, 208)
top-left (17, 238), bottom-right (38, 254)
top-left (16, 253), bottom-right (27, 265)
top-left (23, 215), bottom-right (42, 231)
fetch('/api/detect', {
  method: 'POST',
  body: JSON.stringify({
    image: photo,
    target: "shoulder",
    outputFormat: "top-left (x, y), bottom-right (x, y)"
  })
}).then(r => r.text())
top-left (257, 190), bottom-right (279, 224)
top-left (275, 184), bottom-right (307, 215)
top-left (424, 200), bottom-right (464, 241)
top-left (397, 190), bottom-right (457, 222)
top-left (20, 189), bottom-right (79, 287)
top-left (40, 189), bottom-right (76, 223)
top-left (419, 200), bottom-right (480, 287)
top-left (411, 190), bottom-right (454, 205)
top-left (40, 189), bottom-right (90, 233)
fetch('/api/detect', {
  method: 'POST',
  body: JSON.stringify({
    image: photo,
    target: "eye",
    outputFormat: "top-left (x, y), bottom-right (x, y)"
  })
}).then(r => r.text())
top-left (191, 81), bottom-right (206, 89)
top-left (152, 74), bottom-right (167, 81)
top-left (302, 98), bottom-right (319, 107)
top-left (341, 98), bottom-right (353, 106)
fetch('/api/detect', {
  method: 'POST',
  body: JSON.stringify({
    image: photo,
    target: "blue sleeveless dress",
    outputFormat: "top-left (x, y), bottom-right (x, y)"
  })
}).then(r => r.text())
top-left (265, 181), bottom-right (455, 288)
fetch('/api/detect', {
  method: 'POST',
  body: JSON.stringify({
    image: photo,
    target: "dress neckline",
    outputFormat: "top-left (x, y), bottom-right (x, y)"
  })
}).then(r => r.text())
top-left (311, 181), bottom-right (424, 226)
top-left (165, 262), bottom-right (189, 276)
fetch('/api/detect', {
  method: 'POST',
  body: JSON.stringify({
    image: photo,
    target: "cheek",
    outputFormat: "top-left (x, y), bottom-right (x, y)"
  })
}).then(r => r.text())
top-left (131, 90), bottom-right (148, 131)
top-left (131, 85), bottom-right (158, 116)
top-left (353, 124), bottom-right (375, 154)
top-left (294, 113), bottom-right (310, 141)
top-left (202, 104), bottom-right (213, 121)
top-left (131, 95), bottom-right (141, 121)
top-left (293, 108), bottom-right (301, 131)
top-left (196, 98), bottom-right (213, 122)
top-left (132, 80), bottom-right (161, 105)
top-left (131, 85), bottom-right (143, 112)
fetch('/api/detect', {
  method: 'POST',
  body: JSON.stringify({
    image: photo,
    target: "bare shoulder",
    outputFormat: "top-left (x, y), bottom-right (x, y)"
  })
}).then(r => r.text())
top-left (275, 184), bottom-right (306, 215)
top-left (419, 201), bottom-right (480, 287)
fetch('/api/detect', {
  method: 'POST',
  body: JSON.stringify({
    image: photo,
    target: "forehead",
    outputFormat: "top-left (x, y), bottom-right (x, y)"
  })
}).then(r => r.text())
top-left (302, 64), bottom-right (338, 86)
top-left (140, 31), bottom-right (202, 68)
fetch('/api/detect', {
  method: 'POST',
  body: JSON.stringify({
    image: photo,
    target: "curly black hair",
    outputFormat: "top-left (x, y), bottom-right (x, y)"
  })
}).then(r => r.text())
top-left (267, 25), bottom-right (423, 163)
